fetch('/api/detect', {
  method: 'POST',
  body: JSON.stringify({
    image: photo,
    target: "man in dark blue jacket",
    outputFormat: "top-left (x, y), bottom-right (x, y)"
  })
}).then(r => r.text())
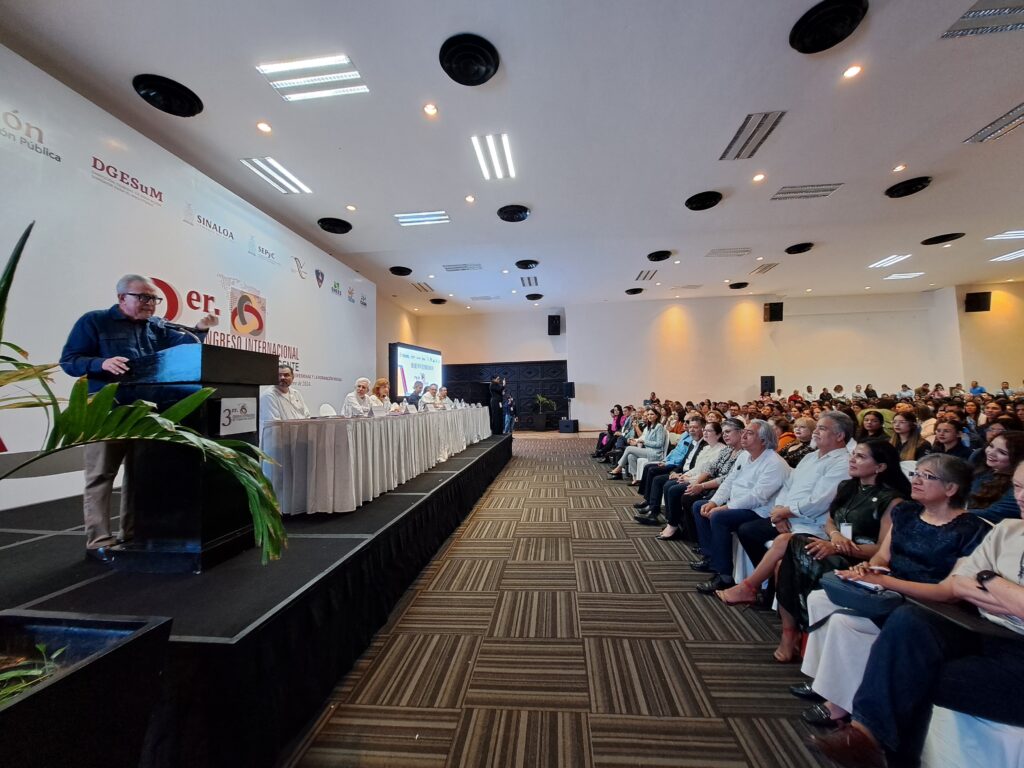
top-left (60, 274), bottom-right (217, 561)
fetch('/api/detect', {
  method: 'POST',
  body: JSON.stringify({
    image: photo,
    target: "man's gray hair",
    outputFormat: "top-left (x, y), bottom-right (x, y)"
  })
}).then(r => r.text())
top-left (116, 274), bottom-right (152, 294)
top-left (355, 377), bottom-right (371, 387)
top-left (748, 418), bottom-right (778, 451)
top-left (278, 364), bottom-right (294, 375)
top-left (819, 411), bottom-right (855, 442)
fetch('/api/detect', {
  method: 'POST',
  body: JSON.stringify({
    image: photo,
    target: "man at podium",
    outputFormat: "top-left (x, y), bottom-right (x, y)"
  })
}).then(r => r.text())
top-left (59, 274), bottom-right (217, 562)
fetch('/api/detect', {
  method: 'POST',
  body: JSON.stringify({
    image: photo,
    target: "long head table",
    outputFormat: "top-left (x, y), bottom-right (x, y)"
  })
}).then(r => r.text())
top-left (261, 406), bottom-right (492, 515)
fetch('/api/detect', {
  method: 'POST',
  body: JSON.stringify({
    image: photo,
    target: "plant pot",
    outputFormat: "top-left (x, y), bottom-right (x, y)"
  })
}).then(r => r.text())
top-left (0, 610), bottom-right (172, 768)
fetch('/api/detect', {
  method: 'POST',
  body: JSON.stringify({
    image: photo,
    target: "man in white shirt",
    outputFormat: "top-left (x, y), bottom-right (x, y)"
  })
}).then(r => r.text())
top-left (259, 365), bottom-right (311, 439)
top-left (690, 419), bottom-right (790, 593)
top-left (342, 377), bottom-right (373, 417)
top-left (735, 412), bottom-right (854, 577)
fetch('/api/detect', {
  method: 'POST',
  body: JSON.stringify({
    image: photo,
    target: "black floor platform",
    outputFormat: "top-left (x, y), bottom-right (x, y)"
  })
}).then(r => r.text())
top-left (0, 433), bottom-right (512, 768)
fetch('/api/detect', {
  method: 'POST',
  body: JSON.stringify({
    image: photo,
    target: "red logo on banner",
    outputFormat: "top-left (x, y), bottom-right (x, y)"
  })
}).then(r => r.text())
top-left (150, 277), bottom-right (220, 323)
top-left (229, 289), bottom-right (266, 337)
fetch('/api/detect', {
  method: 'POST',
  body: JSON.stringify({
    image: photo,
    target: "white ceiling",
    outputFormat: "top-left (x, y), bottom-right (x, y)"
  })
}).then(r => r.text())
top-left (2, 0), bottom-right (1023, 315)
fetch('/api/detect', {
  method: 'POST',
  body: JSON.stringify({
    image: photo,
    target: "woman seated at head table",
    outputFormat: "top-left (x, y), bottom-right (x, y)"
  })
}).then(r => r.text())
top-left (341, 377), bottom-right (373, 417)
top-left (418, 383), bottom-right (439, 410)
top-left (369, 377), bottom-right (401, 412)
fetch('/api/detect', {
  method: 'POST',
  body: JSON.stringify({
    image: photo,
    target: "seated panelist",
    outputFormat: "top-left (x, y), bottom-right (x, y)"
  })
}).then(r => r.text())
top-left (342, 377), bottom-right (373, 417)
top-left (370, 377), bottom-right (398, 411)
top-left (436, 386), bottom-right (454, 410)
top-left (419, 383), bottom-right (439, 410)
top-left (260, 364), bottom-right (311, 435)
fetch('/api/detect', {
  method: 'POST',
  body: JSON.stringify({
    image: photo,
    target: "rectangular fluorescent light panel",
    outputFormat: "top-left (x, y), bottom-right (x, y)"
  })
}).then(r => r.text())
top-left (256, 52), bottom-right (368, 101)
top-left (470, 134), bottom-right (516, 180)
top-left (771, 183), bottom-right (843, 200)
top-left (241, 157), bottom-right (312, 194)
top-left (868, 254), bottom-right (911, 269)
top-left (883, 272), bottom-right (925, 280)
top-left (394, 211), bottom-right (450, 227)
top-left (942, 2), bottom-right (1024, 38)
top-left (987, 230), bottom-right (1024, 240)
top-left (719, 111), bottom-right (786, 160)
top-left (991, 248), bottom-right (1024, 262)
top-left (964, 101), bottom-right (1024, 143)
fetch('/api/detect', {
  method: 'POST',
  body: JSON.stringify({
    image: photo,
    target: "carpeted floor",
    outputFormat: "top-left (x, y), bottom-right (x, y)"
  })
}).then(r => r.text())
top-left (292, 438), bottom-right (833, 768)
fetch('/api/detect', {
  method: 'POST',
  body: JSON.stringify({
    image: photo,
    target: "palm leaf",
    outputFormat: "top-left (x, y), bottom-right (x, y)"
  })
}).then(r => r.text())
top-left (160, 387), bottom-right (214, 424)
top-left (0, 222), bottom-right (34, 342)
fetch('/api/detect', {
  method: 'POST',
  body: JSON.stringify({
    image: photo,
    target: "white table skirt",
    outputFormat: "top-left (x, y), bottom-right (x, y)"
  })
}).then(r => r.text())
top-left (261, 407), bottom-right (491, 515)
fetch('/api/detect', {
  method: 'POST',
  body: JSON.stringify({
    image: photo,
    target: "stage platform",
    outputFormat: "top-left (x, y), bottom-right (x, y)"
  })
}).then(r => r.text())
top-left (0, 434), bottom-right (512, 768)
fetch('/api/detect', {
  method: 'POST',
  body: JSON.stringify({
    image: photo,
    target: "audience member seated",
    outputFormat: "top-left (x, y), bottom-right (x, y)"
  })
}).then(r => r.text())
top-left (758, 441), bottom-right (908, 662)
top-left (809, 461), bottom-right (1024, 768)
top-left (689, 419), bottom-right (790, 593)
top-left (931, 418), bottom-right (972, 459)
top-left (850, 385), bottom-right (866, 401)
top-left (259, 364), bottom-right (311, 436)
top-left (607, 408), bottom-right (666, 481)
top-left (369, 377), bottom-right (395, 411)
top-left (917, 403), bottom-right (937, 444)
top-left (891, 410), bottom-right (931, 461)
top-left (342, 377), bottom-right (373, 417)
top-left (658, 418), bottom-right (743, 542)
top-left (967, 432), bottom-right (1024, 522)
top-left (798, 455), bottom-right (988, 730)
top-left (632, 414), bottom-right (703, 524)
top-left (592, 405), bottom-right (626, 458)
top-left (773, 417), bottom-right (797, 452)
top-left (725, 412), bottom-right (855, 604)
top-left (780, 416), bottom-right (816, 468)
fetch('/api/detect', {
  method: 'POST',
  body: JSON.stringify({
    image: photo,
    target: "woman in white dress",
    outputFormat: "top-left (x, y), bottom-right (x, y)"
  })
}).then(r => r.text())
top-left (370, 378), bottom-right (397, 411)
top-left (342, 377), bottom-right (373, 417)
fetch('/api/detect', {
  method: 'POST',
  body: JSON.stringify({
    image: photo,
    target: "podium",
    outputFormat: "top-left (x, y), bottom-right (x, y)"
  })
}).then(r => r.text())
top-left (113, 344), bottom-right (278, 573)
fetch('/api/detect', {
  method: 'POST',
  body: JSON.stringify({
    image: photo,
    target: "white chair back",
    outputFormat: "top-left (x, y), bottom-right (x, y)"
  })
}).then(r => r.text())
top-left (319, 403), bottom-right (337, 417)
top-left (900, 460), bottom-right (916, 480)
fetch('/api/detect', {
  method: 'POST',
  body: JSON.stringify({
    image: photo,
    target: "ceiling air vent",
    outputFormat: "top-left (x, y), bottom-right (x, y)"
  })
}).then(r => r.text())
top-left (520, 276), bottom-right (538, 287)
top-left (705, 248), bottom-right (752, 258)
top-left (942, 2), bottom-right (1024, 38)
top-left (388, 266), bottom-right (412, 276)
top-left (885, 176), bottom-right (932, 198)
top-left (684, 191), bottom-right (723, 211)
top-left (625, 288), bottom-right (644, 295)
top-left (647, 250), bottom-right (672, 262)
top-left (132, 74), bottom-right (204, 117)
top-left (442, 263), bottom-right (482, 271)
top-left (515, 259), bottom-right (539, 270)
top-left (728, 282), bottom-right (750, 290)
top-left (635, 270), bottom-right (658, 281)
top-left (439, 33), bottom-right (500, 86)
top-left (524, 293), bottom-right (543, 301)
top-left (964, 101), bottom-right (1024, 143)
top-left (921, 233), bottom-right (965, 246)
top-left (497, 204), bottom-right (530, 222)
top-left (771, 183), bottom-right (843, 201)
top-left (429, 298), bottom-right (447, 305)
top-left (413, 282), bottom-right (433, 293)
top-left (319, 217), bottom-right (353, 234)
top-left (719, 111), bottom-right (786, 160)
top-left (785, 242), bottom-right (815, 254)
top-left (672, 284), bottom-right (703, 290)
top-left (750, 263), bottom-right (779, 275)
top-left (470, 295), bottom-right (501, 301)
top-left (789, 0), bottom-right (869, 54)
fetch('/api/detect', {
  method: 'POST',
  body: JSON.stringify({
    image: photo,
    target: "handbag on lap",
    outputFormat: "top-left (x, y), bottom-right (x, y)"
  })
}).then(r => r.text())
top-left (808, 571), bottom-right (904, 631)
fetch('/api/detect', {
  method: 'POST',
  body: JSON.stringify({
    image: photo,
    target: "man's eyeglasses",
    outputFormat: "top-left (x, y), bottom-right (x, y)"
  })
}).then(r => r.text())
top-left (124, 293), bottom-right (163, 305)
top-left (909, 470), bottom-right (943, 482)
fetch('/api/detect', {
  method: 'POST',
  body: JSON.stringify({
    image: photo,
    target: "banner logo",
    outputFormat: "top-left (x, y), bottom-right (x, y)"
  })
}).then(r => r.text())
top-left (292, 257), bottom-right (307, 279)
top-left (360, 293), bottom-right (367, 307)
top-left (1, 108), bottom-right (61, 163)
top-left (90, 156), bottom-right (163, 205)
top-left (149, 277), bottom-right (220, 323)
top-left (229, 289), bottom-right (266, 337)
top-left (247, 236), bottom-right (280, 266)
top-left (315, 269), bottom-right (325, 287)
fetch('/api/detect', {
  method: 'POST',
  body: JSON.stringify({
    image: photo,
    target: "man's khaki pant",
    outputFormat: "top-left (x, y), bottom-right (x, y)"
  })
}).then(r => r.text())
top-left (83, 441), bottom-right (134, 549)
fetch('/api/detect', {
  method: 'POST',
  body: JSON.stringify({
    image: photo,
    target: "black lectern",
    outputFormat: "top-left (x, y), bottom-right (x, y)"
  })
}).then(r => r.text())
top-left (113, 344), bottom-right (278, 573)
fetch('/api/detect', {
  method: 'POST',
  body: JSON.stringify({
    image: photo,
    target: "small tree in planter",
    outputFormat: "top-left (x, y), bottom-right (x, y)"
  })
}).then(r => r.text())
top-left (533, 394), bottom-right (558, 430)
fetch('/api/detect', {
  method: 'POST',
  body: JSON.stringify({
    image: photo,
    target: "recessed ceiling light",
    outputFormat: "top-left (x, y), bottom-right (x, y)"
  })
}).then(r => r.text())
top-left (465, 195), bottom-right (475, 203)
top-left (428, 274), bottom-right (435, 279)
top-left (805, 288), bottom-right (813, 292)
top-left (987, 230), bottom-right (1024, 241)
top-left (345, 204), bottom-right (356, 211)
top-left (533, 303), bottom-right (539, 306)
top-left (864, 286), bottom-right (871, 290)
top-left (257, 54), bottom-right (351, 74)
top-left (942, 243), bottom-right (952, 248)
top-left (655, 282), bottom-right (661, 286)
top-left (256, 54), bottom-right (368, 101)
top-left (466, 306), bottom-right (471, 309)
top-left (240, 157), bottom-right (312, 194)
top-left (752, 173), bottom-right (766, 182)
top-left (511, 290), bottom-right (517, 294)
top-left (991, 249), bottom-right (1024, 263)
top-left (843, 65), bottom-right (862, 79)
top-left (723, 279), bottom-right (730, 283)
top-left (929, 283), bottom-right (936, 286)
top-left (673, 260), bottom-right (681, 265)
top-left (892, 164), bottom-right (906, 173)
top-left (502, 269), bottom-right (509, 274)
top-left (868, 254), bottom-right (911, 269)
top-left (470, 133), bottom-right (516, 180)
top-left (964, 100), bottom-right (1024, 144)
top-left (675, 295), bottom-right (680, 298)
top-left (448, 293), bottom-right (454, 297)
top-left (413, 307), bottom-right (419, 311)
top-left (394, 210), bottom-right (450, 226)
top-left (884, 272), bottom-right (926, 280)
top-left (423, 103), bottom-right (438, 116)
top-left (756, 256), bottom-right (764, 261)
top-left (256, 121), bottom-right (272, 133)
top-left (1007, 279), bottom-right (1015, 282)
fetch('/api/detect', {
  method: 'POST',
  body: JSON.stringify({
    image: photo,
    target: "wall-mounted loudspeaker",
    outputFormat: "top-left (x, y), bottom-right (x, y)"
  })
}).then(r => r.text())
top-left (547, 314), bottom-right (561, 335)
top-left (964, 292), bottom-right (991, 313)
top-left (763, 302), bottom-right (784, 322)
top-left (564, 381), bottom-right (576, 399)
top-left (760, 376), bottom-right (776, 395)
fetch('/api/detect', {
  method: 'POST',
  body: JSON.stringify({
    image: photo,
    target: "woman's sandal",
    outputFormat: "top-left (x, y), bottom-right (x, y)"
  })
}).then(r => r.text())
top-left (773, 628), bottom-right (802, 663)
top-left (715, 582), bottom-right (757, 606)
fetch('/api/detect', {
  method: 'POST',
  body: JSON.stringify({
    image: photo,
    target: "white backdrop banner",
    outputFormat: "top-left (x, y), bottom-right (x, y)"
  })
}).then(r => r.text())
top-left (0, 45), bottom-right (375, 466)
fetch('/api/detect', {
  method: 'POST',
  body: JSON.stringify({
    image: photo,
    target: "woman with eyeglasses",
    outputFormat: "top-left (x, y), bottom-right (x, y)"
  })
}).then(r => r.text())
top-left (795, 454), bottom-right (988, 730)
top-left (968, 431), bottom-right (1024, 523)
top-left (890, 410), bottom-right (931, 461)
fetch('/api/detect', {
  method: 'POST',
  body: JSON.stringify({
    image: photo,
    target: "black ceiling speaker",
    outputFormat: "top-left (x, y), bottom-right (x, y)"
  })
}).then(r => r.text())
top-left (132, 74), bottom-right (204, 117)
top-left (388, 266), bottom-right (413, 276)
top-left (429, 298), bottom-right (447, 305)
top-left (497, 204), bottom-right (530, 222)
top-left (318, 217), bottom-right (352, 234)
top-left (885, 176), bottom-right (932, 198)
top-left (789, 0), bottom-right (869, 55)
top-left (729, 281), bottom-right (750, 289)
top-left (525, 293), bottom-right (543, 301)
top-left (647, 250), bottom-right (672, 262)
top-left (921, 232), bottom-right (965, 246)
top-left (439, 33), bottom-right (500, 86)
top-left (785, 242), bottom-right (814, 254)
top-left (684, 191), bottom-right (723, 211)
top-left (625, 288), bottom-right (644, 295)
top-left (515, 259), bottom-right (539, 270)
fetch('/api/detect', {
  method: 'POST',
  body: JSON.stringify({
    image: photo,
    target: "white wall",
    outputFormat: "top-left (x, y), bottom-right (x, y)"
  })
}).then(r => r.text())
top-left (376, 296), bottom-right (420, 377)
top-left (958, 282), bottom-right (1024, 390)
top-left (417, 309), bottom-right (567, 364)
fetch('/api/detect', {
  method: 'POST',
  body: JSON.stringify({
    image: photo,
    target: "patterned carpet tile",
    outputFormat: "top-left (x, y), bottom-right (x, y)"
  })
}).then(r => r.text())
top-left (571, 520), bottom-right (627, 539)
top-left (585, 638), bottom-right (716, 717)
top-left (529, 486), bottom-right (568, 500)
top-left (575, 560), bottom-right (655, 593)
top-left (350, 634), bottom-right (481, 708)
top-left (498, 563), bottom-right (578, 591)
top-left (491, 479), bottom-right (534, 492)
top-left (471, 508), bottom-right (529, 520)
top-left (297, 705), bottom-right (461, 768)
top-left (427, 559), bottom-right (505, 592)
top-left (476, 494), bottom-right (525, 510)
top-left (447, 709), bottom-right (591, 768)
top-left (633, 537), bottom-right (697, 562)
top-left (444, 540), bottom-right (515, 559)
top-left (488, 591), bottom-right (579, 638)
top-left (460, 519), bottom-right (518, 539)
top-left (520, 507), bottom-right (569, 522)
top-left (567, 494), bottom-right (615, 510)
top-left (665, 593), bottom-right (781, 643)
top-left (509, 537), bottom-right (573, 562)
top-left (326, 634), bottom-right (390, 704)
top-left (570, 539), bottom-right (641, 561)
top-left (394, 593), bottom-right (499, 635)
top-left (641, 561), bottom-right (702, 590)
top-left (727, 717), bottom-right (828, 768)
top-left (565, 478), bottom-right (605, 490)
top-left (686, 642), bottom-right (812, 717)
top-left (565, 508), bottom-right (621, 520)
top-left (576, 594), bottom-right (679, 638)
top-left (589, 715), bottom-right (749, 768)
top-left (514, 521), bottom-right (574, 537)
top-left (465, 639), bottom-right (590, 710)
